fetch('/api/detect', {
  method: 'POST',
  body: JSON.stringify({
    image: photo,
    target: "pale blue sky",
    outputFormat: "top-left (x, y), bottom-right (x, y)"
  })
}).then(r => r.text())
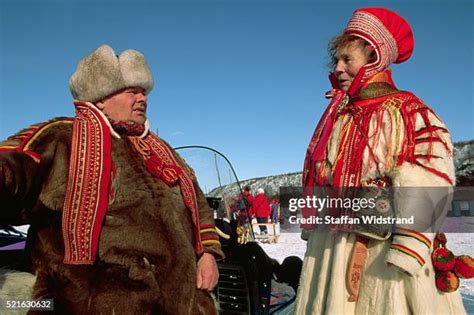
top-left (1, 0), bottom-right (472, 181)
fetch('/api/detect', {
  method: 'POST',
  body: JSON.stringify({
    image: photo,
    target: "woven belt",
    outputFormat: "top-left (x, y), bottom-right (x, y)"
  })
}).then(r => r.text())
top-left (347, 235), bottom-right (370, 302)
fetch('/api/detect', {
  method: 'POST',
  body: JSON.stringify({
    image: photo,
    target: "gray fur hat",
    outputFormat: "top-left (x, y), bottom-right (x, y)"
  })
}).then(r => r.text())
top-left (69, 45), bottom-right (154, 102)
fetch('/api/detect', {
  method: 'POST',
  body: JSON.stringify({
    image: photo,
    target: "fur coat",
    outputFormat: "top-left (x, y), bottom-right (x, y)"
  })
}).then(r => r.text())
top-left (0, 118), bottom-right (223, 314)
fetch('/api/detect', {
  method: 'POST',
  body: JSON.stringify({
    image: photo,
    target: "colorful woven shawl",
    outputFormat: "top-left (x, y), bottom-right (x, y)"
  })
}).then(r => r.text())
top-left (302, 70), bottom-right (452, 229)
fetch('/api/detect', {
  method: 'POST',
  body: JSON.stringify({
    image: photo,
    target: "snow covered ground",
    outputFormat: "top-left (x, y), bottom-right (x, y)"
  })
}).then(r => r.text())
top-left (10, 218), bottom-right (474, 312)
top-left (258, 218), bottom-right (474, 313)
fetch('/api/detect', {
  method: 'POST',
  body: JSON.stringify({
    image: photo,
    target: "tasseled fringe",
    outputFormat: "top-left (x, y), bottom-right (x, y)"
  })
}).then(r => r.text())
top-left (399, 101), bottom-right (452, 184)
top-left (330, 96), bottom-right (452, 187)
top-left (306, 90), bottom-right (453, 190)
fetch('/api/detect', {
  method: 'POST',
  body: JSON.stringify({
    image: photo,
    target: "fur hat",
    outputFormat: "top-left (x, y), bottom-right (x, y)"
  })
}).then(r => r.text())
top-left (69, 45), bottom-right (154, 102)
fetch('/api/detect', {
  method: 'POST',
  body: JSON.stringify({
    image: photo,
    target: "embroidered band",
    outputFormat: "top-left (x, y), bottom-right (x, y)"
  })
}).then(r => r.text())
top-left (62, 102), bottom-right (112, 264)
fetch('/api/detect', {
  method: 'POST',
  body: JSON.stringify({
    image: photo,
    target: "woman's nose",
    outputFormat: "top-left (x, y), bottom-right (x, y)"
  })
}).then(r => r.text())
top-left (334, 60), bottom-right (345, 74)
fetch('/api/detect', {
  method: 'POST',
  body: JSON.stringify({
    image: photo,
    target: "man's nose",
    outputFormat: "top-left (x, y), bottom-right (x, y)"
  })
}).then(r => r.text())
top-left (136, 92), bottom-right (147, 103)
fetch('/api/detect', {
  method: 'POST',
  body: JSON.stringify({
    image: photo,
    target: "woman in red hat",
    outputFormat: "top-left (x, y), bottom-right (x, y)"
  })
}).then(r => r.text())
top-left (295, 8), bottom-right (466, 314)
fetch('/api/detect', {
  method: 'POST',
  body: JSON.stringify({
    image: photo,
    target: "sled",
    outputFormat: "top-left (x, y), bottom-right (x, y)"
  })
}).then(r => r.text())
top-left (252, 223), bottom-right (280, 244)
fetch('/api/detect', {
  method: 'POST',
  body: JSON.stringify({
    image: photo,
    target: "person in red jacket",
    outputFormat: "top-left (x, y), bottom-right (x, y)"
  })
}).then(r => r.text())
top-left (253, 188), bottom-right (271, 234)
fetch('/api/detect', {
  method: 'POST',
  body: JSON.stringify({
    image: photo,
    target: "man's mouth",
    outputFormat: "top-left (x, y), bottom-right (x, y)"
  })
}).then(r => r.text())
top-left (133, 105), bottom-right (146, 115)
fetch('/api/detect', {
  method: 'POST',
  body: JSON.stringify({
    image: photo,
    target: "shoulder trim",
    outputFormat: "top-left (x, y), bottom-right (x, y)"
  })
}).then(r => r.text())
top-left (21, 118), bottom-right (74, 151)
top-left (1, 117), bottom-right (73, 163)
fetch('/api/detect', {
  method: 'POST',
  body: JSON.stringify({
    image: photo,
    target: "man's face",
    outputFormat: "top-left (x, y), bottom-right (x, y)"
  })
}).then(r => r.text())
top-left (96, 88), bottom-right (148, 125)
top-left (333, 42), bottom-right (369, 92)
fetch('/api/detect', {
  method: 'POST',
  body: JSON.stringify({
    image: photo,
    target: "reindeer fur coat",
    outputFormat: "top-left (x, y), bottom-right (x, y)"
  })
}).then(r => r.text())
top-left (0, 118), bottom-right (223, 314)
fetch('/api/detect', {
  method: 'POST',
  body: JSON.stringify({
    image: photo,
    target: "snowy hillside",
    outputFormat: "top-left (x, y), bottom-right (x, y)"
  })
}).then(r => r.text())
top-left (454, 140), bottom-right (474, 185)
top-left (208, 172), bottom-right (302, 198)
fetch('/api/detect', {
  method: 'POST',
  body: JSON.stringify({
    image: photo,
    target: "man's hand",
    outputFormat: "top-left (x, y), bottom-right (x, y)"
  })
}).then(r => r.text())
top-left (196, 252), bottom-right (219, 290)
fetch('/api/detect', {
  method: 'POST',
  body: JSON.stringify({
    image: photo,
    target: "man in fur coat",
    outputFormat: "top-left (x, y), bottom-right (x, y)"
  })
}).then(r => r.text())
top-left (0, 45), bottom-right (224, 314)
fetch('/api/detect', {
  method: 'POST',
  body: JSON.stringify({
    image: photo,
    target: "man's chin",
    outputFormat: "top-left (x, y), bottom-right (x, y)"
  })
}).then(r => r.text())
top-left (129, 117), bottom-right (147, 125)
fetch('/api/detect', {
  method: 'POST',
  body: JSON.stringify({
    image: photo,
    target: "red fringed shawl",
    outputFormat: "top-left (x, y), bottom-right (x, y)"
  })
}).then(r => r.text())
top-left (302, 70), bottom-right (452, 229)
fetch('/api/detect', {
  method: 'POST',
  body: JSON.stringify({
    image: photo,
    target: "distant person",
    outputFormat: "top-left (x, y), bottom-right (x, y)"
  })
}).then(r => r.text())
top-left (270, 198), bottom-right (280, 223)
top-left (231, 185), bottom-right (254, 243)
top-left (242, 185), bottom-right (254, 214)
top-left (252, 188), bottom-right (271, 234)
top-left (235, 185), bottom-right (254, 223)
top-left (295, 8), bottom-right (465, 314)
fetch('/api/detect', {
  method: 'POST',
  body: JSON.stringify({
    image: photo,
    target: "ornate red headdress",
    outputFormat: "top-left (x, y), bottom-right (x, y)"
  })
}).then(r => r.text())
top-left (344, 7), bottom-right (414, 79)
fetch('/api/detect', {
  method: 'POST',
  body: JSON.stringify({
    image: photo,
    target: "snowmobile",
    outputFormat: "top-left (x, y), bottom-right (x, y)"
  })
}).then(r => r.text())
top-left (0, 225), bottom-right (27, 270)
top-left (175, 146), bottom-right (302, 314)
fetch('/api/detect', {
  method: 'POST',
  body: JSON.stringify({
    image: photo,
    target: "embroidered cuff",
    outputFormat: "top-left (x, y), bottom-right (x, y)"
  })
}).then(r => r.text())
top-left (386, 229), bottom-right (433, 276)
top-left (199, 224), bottom-right (224, 260)
top-left (200, 224), bottom-right (220, 244)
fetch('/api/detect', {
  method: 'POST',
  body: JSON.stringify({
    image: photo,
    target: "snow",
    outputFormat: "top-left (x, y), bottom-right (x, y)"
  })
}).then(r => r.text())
top-left (259, 232), bottom-right (306, 264)
top-left (448, 233), bottom-right (474, 296)
top-left (258, 228), bottom-right (474, 301)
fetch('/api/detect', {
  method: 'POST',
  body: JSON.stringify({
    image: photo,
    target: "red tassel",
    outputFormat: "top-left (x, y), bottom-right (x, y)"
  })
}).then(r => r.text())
top-left (454, 255), bottom-right (474, 279)
top-left (435, 271), bottom-right (460, 293)
top-left (432, 247), bottom-right (456, 271)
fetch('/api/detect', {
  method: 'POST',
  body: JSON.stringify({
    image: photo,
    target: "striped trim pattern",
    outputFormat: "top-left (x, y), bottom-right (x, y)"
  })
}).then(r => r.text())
top-left (346, 10), bottom-right (398, 78)
top-left (22, 120), bottom-right (73, 151)
top-left (202, 240), bottom-right (221, 247)
top-left (391, 243), bottom-right (425, 267)
top-left (62, 103), bottom-right (112, 264)
top-left (0, 119), bottom-right (73, 164)
top-left (200, 224), bottom-right (220, 246)
top-left (394, 228), bottom-right (432, 250)
top-left (0, 147), bottom-right (40, 162)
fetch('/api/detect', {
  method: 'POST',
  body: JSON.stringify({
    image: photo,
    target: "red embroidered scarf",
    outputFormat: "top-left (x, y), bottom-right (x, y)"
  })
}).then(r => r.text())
top-left (63, 102), bottom-right (202, 264)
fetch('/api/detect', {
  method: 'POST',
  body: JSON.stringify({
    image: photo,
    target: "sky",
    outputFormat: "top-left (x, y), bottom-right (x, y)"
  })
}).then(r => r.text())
top-left (0, 0), bottom-right (472, 182)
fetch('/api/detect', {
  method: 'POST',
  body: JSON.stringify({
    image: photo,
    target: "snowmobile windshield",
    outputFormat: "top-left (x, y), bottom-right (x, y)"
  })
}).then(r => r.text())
top-left (174, 146), bottom-right (243, 221)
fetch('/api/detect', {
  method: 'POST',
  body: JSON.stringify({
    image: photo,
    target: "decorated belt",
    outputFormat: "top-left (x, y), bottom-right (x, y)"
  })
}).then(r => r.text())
top-left (347, 235), bottom-right (370, 302)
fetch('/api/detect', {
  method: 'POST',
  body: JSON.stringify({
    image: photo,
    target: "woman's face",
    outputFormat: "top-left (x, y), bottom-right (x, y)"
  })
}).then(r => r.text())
top-left (333, 42), bottom-right (369, 92)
